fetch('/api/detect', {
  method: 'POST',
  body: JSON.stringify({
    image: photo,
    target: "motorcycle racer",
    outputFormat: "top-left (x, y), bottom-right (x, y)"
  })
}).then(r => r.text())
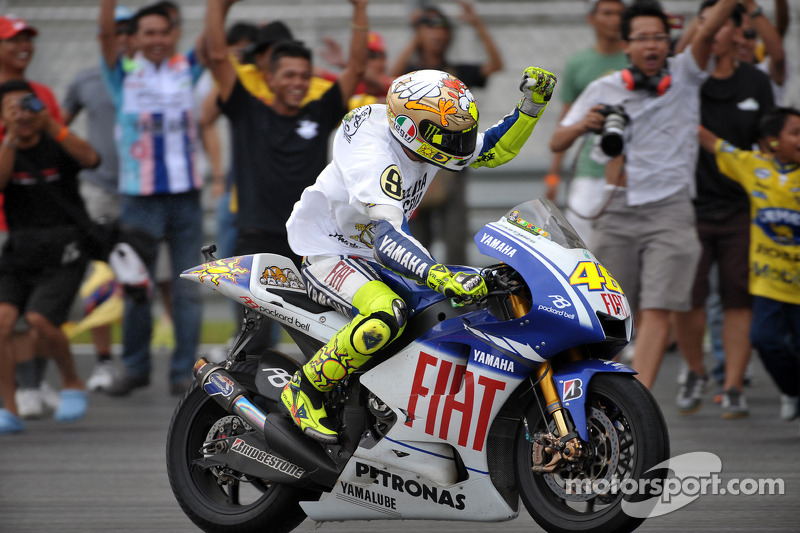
top-left (282, 67), bottom-right (556, 443)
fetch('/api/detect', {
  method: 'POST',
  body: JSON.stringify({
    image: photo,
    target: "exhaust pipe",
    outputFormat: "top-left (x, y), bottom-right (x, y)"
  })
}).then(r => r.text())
top-left (193, 358), bottom-right (339, 486)
top-left (194, 357), bottom-right (267, 432)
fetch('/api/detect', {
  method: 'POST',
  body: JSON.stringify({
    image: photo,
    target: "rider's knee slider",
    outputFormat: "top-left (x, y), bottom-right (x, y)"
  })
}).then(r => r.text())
top-left (350, 301), bottom-right (406, 355)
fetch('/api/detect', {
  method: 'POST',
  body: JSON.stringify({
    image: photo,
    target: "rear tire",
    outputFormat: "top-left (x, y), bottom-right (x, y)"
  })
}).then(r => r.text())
top-left (166, 358), bottom-right (318, 533)
top-left (515, 373), bottom-right (669, 533)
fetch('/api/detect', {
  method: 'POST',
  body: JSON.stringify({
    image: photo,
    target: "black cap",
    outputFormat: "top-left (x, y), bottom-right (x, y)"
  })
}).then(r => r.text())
top-left (0, 79), bottom-right (33, 105)
top-left (252, 21), bottom-right (294, 55)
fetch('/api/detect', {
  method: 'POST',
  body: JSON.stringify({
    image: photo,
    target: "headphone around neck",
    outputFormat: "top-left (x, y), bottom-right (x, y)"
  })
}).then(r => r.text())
top-left (621, 64), bottom-right (671, 96)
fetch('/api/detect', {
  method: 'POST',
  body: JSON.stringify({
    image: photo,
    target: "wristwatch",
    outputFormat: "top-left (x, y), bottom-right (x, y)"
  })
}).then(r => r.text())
top-left (749, 5), bottom-right (764, 18)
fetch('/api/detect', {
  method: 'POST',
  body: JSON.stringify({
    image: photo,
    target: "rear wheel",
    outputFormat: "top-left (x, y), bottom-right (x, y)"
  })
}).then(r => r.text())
top-left (166, 358), bottom-right (317, 533)
top-left (515, 373), bottom-right (669, 533)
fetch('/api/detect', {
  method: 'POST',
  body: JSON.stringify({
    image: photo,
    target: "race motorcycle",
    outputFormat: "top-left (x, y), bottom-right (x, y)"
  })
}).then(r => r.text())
top-left (167, 199), bottom-right (669, 533)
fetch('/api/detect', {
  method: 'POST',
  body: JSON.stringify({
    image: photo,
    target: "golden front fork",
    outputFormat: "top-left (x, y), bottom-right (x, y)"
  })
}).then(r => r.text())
top-left (510, 294), bottom-right (571, 437)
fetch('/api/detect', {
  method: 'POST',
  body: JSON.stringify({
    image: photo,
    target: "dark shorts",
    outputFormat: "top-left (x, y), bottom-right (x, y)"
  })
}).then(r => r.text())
top-left (691, 212), bottom-right (752, 309)
top-left (0, 260), bottom-right (87, 326)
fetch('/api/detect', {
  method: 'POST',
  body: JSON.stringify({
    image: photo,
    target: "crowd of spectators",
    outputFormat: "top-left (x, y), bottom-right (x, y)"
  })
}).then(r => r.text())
top-left (0, 0), bottom-right (798, 435)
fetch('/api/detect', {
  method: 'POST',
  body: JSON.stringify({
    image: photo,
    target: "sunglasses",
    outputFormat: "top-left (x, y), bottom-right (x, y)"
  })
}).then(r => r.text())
top-left (743, 29), bottom-right (757, 40)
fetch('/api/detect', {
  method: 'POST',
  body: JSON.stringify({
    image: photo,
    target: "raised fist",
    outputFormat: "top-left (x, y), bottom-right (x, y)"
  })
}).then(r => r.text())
top-left (518, 66), bottom-right (557, 117)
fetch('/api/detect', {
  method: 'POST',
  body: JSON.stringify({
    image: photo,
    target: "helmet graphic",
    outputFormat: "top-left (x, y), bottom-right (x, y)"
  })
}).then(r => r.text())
top-left (386, 70), bottom-right (478, 171)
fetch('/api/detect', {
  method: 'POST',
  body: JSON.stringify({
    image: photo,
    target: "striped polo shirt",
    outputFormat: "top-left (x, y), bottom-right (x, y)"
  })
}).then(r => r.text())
top-left (102, 51), bottom-right (204, 196)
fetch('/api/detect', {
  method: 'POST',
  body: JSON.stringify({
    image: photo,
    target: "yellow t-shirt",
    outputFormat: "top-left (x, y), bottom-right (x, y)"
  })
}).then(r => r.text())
top-left (715, 139), bottom-right (800, 304)
top-left (234, 62), bottom-right (333, 106)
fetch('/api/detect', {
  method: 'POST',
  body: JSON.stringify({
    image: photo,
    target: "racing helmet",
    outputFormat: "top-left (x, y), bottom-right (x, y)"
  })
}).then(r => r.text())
top-left (386, 70), bottom-right (479, 171)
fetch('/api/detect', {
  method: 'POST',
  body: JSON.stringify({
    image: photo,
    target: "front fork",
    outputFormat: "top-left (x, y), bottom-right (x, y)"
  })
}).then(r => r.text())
top-left (510, 295), bottom-right (583, 471)
top-left (509, 294), bottom-right (571, 436)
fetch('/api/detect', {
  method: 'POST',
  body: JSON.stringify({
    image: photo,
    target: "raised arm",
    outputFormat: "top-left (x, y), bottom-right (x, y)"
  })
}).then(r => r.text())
top-left (697, 125), bottom-right (720, 154)
top-left (98, 0), bottom-right (119, 69)
top-left (471, 67), bottom-right (557, 169)
top-left (458, 1), bottom-right (503, 79)
top-left (204, 0), bottom-right (240, 102)
top-left (335, 0), bottom-right (369, 107)
top-left (774, 0), bottom-right (789, 37)
top-left (743, 0), bottom-right (786, 86)
top-left (199, 86), bottom-right (225, 198)
top-left (389, 34), bottom-right (420, 78)
top-left (674, 14), bottom-right (699, 54)
top-left (691, 0), bottom-right (739, 70)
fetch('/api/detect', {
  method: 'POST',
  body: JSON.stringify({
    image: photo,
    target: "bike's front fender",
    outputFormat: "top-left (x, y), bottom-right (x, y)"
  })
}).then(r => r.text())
top-left (552, 359), bottom-right (637, 442)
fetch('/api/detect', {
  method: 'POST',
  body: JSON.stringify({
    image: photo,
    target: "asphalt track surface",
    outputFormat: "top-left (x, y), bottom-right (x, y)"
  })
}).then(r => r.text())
top-left (1, 345), bottom-right (798, 533)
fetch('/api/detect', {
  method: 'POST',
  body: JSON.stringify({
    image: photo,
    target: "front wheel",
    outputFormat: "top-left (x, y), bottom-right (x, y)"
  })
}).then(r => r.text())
top-left (166, 358), bottom-right (317, 533)
top-left (515, 373), bottom-right (670, 533)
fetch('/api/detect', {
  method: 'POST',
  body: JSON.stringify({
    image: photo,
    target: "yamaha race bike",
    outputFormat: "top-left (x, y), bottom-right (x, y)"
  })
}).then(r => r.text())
top-left (167, 199), bottom-right (669, 533)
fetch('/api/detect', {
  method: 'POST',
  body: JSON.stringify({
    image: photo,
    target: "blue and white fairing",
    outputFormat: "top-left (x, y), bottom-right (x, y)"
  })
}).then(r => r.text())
top-left (473, 199), bottom-right (633, 360)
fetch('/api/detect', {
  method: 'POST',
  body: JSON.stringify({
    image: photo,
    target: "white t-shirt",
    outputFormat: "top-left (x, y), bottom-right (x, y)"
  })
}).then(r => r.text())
top-left (286, 104), bottom-right (483, 260)
top-left (562, 48), bottom-right (711, 206)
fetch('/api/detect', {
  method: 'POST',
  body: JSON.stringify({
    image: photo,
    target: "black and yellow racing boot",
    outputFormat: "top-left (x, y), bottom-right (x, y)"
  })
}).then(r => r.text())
top-left (280, 370), bottom-right (339, 444)
top-left (281, 281), bottom-right (406, 443)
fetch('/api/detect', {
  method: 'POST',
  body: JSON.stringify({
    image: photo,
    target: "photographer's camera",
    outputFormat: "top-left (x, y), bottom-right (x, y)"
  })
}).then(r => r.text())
top-left (19, 93), bottom-right (44, 113)
top-left (598, 104), bottom-right (628, 158)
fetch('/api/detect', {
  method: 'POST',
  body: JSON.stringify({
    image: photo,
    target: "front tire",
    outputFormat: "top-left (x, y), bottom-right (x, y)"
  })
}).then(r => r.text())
top-left (515, 373), bottom-right (669, 533)
top-left (166, 358), bottom-right (317, 533)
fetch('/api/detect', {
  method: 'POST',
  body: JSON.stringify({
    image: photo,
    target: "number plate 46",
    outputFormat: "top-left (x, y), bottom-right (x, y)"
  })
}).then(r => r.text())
top-left (568, 261), bottom-right (624, 294)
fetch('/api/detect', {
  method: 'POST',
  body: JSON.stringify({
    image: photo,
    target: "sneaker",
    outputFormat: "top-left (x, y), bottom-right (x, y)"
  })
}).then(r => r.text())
top-left (676, 360), bottom-right (689, 385)
top-left (40, 382), bottom-right (62, 412)
top-left (280, 372), bottom-right (338, 444)
top-left (15, 388), bottom-right (44, 419)
top-left (207, 345), bottom-right (228, 364)
top-left (780, 395), bottom-right (798, 421)
top-left (105, 373), bottom-right (150, 397)
top-left (0, 409), bottom-right (25, 434)
top-left (87, 361), bottom-right (116, 392)
top-left (721, 387), bottom-right (749, 419)
top-left (676, 371), bottom-right (708, 414)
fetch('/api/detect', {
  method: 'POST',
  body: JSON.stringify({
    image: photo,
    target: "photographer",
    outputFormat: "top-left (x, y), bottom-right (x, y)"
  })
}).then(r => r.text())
top-left (549, 0), bottom-right (739, 389)
top-left (0, 80), bottom-right (99, 434)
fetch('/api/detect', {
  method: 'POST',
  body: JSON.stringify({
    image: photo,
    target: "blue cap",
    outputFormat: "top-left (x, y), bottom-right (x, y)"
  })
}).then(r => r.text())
top-left (114, 5), bottom-right (134, 23)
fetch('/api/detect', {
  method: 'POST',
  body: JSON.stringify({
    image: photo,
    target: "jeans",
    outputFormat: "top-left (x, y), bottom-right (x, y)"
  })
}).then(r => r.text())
top-left (120, 191), bottom-right (203, 384)
top-left (750, 296), bottom-right (800, 398)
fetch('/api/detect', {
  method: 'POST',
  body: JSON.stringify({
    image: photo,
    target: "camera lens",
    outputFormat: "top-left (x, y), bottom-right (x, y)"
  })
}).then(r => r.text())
top-left (600, 112), bottom-right (627, 157)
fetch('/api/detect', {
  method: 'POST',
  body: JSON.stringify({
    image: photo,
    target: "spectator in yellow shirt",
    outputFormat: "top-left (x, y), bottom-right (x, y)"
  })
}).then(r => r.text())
top-left (699, 107), bottom-right (800, 423)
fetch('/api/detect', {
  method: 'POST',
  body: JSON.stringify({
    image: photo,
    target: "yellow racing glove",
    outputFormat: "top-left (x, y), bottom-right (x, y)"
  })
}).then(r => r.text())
top-left (426, 264), bottom-right (488, 302)
top-left (517, 66), bottom-right (557, 118)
